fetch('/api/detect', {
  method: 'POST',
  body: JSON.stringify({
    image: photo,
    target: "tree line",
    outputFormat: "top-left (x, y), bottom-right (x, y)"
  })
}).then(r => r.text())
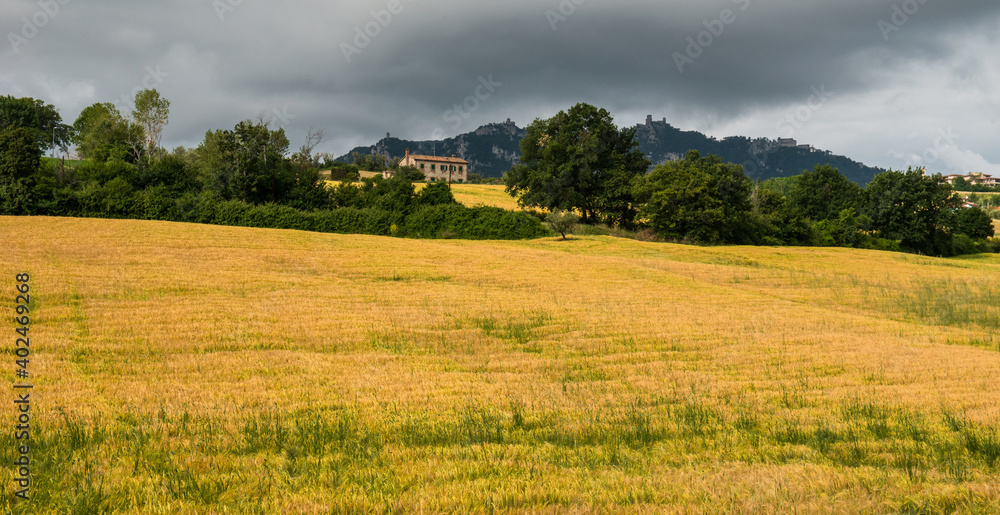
top-left (3, 94), bottom-right (995, 254)
top-left (0, 91), bottom-right (545, 240)
top-left (505, 103), bottom-right (996, 256)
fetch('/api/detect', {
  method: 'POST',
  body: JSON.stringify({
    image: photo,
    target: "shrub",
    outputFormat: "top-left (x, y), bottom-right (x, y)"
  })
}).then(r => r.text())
top-left (137, 185), bottom-right (178, 220)
top-left (311, 207), bottom-right (401, 236)
top-left (329, 164), bottom-right (360, 182)
top-left (396, 166), bottom-right (425, 182)
top-left (863, 238), bottom-right (902, 253)
top-left (811, 209), bottom-right (870, 248)
top-left (0, 179), bottom-right (33, 215)
top-left (404, 204), bottom-right (549, 240)
top-left (100, 177), bottom-right (138, 218)
top-left (546, 210), bottom-right (580, 240)
top-left (951, 234), bottom-right (981, 256)
top-left (416, 182), bottom-right (458, 207)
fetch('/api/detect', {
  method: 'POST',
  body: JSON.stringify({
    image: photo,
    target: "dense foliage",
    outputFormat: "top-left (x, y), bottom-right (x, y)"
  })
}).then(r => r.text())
top-left (505, 103), bottom-right (997, 256)
top-left (0, 95), bottom-right (72, 153)
top-left (634, 151), bottom-right (754, 244)
top-left (861, 169), bottom-right (964, 255)
top-left (0, 92), bottom-right (547, 241)
top-left (4, 94), bottom-right (996, 254)
top-left (786, 164), bottom-right (863, 222)
top-left (504, 103), bottom-right (651, 228)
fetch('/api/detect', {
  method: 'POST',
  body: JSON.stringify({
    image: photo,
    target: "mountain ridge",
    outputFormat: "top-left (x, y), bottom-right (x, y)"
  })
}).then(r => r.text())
top-left (336, 116), bottom-right (884, 184)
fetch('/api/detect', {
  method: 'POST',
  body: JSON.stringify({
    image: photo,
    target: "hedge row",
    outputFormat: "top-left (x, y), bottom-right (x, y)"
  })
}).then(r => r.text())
top-left (403, 204), bottom-right (550, 240)
top-left (14, 184), bottom-right (549, 240)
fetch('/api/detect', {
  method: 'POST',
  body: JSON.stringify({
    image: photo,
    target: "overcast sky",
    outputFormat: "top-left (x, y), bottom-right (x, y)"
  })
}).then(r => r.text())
top-left (2, 0), bottom-right (998, 174)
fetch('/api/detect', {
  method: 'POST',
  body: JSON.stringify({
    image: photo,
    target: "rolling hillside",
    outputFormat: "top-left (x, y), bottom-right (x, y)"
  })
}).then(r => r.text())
top-left (338, 117), bottom-right (885, 184)
top-left (4, 216), bottom-right (1000, 513)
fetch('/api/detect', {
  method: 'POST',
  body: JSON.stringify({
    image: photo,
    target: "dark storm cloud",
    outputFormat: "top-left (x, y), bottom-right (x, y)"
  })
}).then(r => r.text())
top-left (2, 0), bottom-right (998, 172)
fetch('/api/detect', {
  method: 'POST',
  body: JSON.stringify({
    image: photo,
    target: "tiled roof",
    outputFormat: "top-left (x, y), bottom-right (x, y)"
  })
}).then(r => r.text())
top-left (406, 154), bottom-right (468, 164)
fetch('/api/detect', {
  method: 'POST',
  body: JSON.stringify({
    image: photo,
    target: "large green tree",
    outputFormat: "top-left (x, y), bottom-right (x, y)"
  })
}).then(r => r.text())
top-left (862, 168), bottom-right (961, 256)
top-left (787, 164), bottom-right (862, 221)
top-left (504, 103), bottom-right (650, 227)
top-left (0, 95), bottom-right (72, 154)
top-left (633, 150), bottom-right (753, 244)
top-left (196, 119), bottom-right (293, 204)
top-left (72, 103), bottom-right (144, 163)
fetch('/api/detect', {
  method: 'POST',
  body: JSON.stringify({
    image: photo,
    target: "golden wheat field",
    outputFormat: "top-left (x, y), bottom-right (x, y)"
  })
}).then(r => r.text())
top-left (413, 182), bottom-right (526, 212)
top-left (3, 215), bottom-right (1000, 514)
top-left (443, 184), bottom-right (525, 212)
top-left (323, 182), bottom-right (524, 212)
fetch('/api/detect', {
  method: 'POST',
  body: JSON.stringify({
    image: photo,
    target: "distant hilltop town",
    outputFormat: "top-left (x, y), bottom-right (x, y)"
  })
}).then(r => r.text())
top-left (776, 138), bottom-right (816, 152)
top-left (942, 172), bottom-right (999, 188)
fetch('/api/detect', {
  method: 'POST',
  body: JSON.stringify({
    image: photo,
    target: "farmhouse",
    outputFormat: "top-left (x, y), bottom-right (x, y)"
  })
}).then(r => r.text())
top-left (386, 149), bottom-right (469, 183)
top-left (943, 173), bottom-right (1000, 188)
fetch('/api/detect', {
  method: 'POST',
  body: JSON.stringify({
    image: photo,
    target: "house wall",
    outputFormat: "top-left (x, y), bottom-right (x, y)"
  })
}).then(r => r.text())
top-left (411, 159), bottom-right (467, 183)
top-left (398, 152), bottom-right (469, 183)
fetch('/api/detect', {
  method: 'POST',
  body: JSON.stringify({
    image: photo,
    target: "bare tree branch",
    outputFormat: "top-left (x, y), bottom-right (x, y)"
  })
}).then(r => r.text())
top-left (303, 127), bottom-right (328, 156)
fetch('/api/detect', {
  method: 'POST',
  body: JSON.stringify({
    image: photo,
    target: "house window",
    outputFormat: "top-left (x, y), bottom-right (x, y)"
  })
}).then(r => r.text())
top-left (420, 164), bottom-right (424, 169)
top-left (431, 165), bottom-right (436, 171)
top-left (459, 166), bottom-right (463, 172)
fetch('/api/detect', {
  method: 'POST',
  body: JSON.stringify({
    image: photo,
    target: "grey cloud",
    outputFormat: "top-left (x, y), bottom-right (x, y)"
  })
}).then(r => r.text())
top-left (1, 0), bottom-right (998, 171)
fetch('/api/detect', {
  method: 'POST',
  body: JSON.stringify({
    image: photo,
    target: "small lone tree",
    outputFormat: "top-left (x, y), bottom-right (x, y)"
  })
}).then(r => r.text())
top-left (547, 209), bottom-right (580, 240)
